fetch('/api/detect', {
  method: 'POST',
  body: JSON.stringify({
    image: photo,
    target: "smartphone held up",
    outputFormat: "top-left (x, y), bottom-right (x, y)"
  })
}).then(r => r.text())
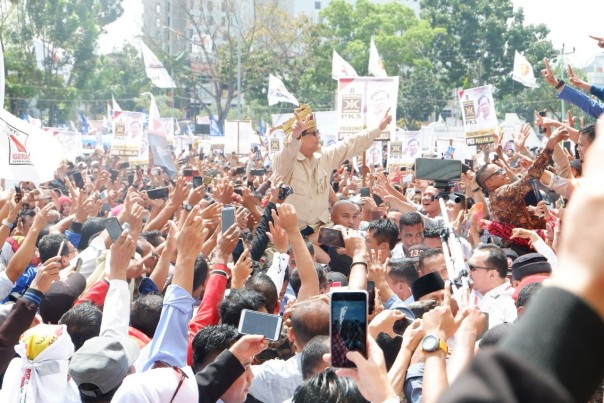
top-left (330, 290), bottom-right (368, 368)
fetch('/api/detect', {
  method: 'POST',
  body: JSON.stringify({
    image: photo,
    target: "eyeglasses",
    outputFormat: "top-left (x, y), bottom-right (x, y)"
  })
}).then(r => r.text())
top-left (482, 168), bottom-right (505, 183)
top-left (468, 263), bottom-right (495, 272)
top-left (302, 130), bottom-right (319, 137)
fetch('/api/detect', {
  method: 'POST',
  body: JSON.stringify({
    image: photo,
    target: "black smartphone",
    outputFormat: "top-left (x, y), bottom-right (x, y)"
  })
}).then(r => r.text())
top-left (183, 169), bottom-right (193, 177)
top-left (372, 194), bottom-right (383, 206)
top-left (104, 217), bottom-right (123, 242)
top-left (238, 309), bottom-right (283, 341)
top-left (330, 291), bottom-right (368, 368)
top-left (530, 179), bottom-right (542, 202)
top-left (318, 227), bottom-right (345, 248)
top-left (147, 187), bottom-right (169, 200)
top-left (14, 186), bottom-right (23, 203)
top-left (464, 159), bottom-right (474, 170)
top-left (250, 169), bottom-right (266, 176)
top-left (118, 162), bottom-right (130, 169)
top-left (461, 163), bottom-right (471, 174)
top-left (192, 176), bottom-right (203, 189)
top-left (235, 166), bottom-right (246, 175)
top-left (74, 257), bottom-right (83, 273)
top-left (72, 171), bottom-right (85, 189)
top-left (538, 110), bottom-right (547, 134)
top-left (278, 184), bottom-right (293, 201)
top-left (359, 187), bottom-right (370, 198)
top-left (233, 188), bottom-right (243, 196)
top-left (415, 158), bottom-right (462, 182)
top-left (221, 205), bottom-right (236, 233)
top-left (109, 169), bottom-right (119, 182)
top-left (367, 281), bottom-right (376, 315)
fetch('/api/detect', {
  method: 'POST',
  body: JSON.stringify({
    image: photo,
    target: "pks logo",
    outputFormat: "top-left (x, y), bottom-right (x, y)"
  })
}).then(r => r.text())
top-left (5, 124), bottom-right (31, 165)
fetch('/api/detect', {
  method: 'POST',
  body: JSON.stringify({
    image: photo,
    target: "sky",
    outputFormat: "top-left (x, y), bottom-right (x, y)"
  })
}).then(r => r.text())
top-left (98, 0), bottom-right (604, 67)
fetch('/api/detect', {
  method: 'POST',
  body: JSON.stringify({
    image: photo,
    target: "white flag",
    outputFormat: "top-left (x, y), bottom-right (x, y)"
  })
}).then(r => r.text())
top-left (0, 109), bottom-right (63, 183)
top-left (512, 51), bottom-right (539, 88)
top-left (267, 74), bottom-right (299, 106)
top-left (140, 42), bottom-right (176, 89)
top-left (112, 95), bottom-right (122, 112)
top-left (332, 50), bottom-right (358, 80)
top-left (368, 38), bottom-right (387, 77)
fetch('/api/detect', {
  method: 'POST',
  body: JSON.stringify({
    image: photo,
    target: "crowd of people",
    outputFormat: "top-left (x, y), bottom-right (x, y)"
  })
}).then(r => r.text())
top-left (0, 39), bottom-right (603, 403)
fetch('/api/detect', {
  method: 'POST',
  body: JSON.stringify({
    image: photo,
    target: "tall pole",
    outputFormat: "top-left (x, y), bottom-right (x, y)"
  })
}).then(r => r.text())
top-left (236, 6), bottom-right (242, 120)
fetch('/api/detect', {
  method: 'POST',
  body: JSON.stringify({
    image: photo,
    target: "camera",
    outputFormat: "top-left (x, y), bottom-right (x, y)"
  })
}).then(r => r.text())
top-left (278, 184), bottom-right (293, 200)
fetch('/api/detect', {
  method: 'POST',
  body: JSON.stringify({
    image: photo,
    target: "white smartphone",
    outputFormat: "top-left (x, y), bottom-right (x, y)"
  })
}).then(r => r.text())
top-left (238, 309), bottom-right (283, 341)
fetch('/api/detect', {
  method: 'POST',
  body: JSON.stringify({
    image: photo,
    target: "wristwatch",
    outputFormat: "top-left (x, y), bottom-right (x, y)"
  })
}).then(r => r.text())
top-left (1, 219), bottom-right (11, 229)
top-left (421, 334), bottom-right (448, 354)
top-left (555, 79), bottom-right (565, 90)
top-left (182, 203), bottom-right (193, 212)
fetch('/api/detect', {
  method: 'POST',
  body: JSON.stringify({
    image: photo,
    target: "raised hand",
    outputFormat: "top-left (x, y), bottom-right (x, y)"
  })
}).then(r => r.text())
top-left (291, 111), bottom-right (313, 139)
top-left (111, 230), bottom-right (136, 281)
top-left (379, 107), bottom-right (393, 131)
top-left (566, 65), bottom-right (590, 92)
top-left (29, 256), bottom-right (61, 293)
top-left (540, 57), bottom-right (559, 88)
top-left (589, 35), bottom-right (604, 48)
top-left (268, 218), bottom-right (289, 253)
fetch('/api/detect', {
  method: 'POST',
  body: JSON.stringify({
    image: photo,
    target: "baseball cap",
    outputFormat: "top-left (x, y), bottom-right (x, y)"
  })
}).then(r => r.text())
top-left (69, 336), bottom-right (140, 397)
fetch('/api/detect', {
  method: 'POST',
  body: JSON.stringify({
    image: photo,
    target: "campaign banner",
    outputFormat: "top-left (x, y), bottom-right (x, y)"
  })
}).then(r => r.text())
top-left (47, 128), bottom-right (82, 161)
top-left (129, 131), bottom-right (149, 166)
top-left (458, 85), bottom-right (498, 146)
top-left (110, 111), bottom-right (145, 157)
top-left (0, 109), bottom-right (63, 183)
top-left (337, 77), bottom-right (398, 141)
top-left (387, 130), bottom-right (421, 169)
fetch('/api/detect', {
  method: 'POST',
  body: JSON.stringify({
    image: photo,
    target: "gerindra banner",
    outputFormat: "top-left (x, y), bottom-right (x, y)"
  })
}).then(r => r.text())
top-left (458, 85), bottom-right (498, 146)
top-left (337, 77), bottom-right (398, 141)
top-left (110, 111), bottom-right (146, 157)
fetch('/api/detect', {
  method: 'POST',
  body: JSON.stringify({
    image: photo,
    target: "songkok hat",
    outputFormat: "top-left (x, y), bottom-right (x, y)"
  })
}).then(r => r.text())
top-left (510, 253), bottom-right (551, 281)
top-left (412, 272), bottom-right (445, 301)
top-left (275, 104), bottom-right (316, 135)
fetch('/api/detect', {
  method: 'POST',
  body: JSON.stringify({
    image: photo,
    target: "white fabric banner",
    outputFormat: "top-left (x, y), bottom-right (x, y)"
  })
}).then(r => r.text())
top-left (267, 74), bottom-right (299, 106)
top-left (0, 110), bottom-right (63, 183)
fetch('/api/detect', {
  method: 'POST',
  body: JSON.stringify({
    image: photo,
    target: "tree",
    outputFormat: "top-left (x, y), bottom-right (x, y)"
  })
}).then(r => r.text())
top-left (421, 0), bottom-right (557, 123)
top-left (0, 0), bottom-right (123, 125)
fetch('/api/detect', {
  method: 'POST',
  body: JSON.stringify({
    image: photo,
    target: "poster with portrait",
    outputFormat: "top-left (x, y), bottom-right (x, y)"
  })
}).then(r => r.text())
top-left (110, 111), bottom-right (145, 157)
top-left (458, 85), bottom-right (498, 146)
top-left (337, 77), bottom-right (398, 141)
top-left (129, 131), bottom-right (150, 166)
top-left (47, 128), bottom-right (82, 161)
top-left (387, 130), bottom-right (422, 169)
top-left (160, 117), bottom-right (175, 145)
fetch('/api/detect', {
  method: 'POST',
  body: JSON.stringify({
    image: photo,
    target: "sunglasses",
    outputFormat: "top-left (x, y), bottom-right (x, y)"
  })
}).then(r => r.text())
top-left (482, 168), bottom-right (505, 183)
top-left (468, 263), bottom-right (495, 272)
top-left (302, 130), bottom-right (319, 137)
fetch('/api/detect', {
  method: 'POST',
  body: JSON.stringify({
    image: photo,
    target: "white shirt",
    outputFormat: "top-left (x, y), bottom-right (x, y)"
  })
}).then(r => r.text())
top-left (249, 354), bottom-right (302, 403)
top-left (471, 280), bottom-right (517, 328)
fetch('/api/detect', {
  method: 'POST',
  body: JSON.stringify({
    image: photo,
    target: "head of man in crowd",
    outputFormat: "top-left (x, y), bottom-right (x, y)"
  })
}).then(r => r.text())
top-left (289, 299), bottom-right (330, 353)
top-left (418, 248), bottom-right (448, 281)
top-left (365, 219), bottom-right (399, 258)
top-left (421, 186), bottom-right (441, 218)
top-left (422, 228), bottom-right (442, 249)
top-left (577, 123), bottom-right (595, 162)
top-left (468, 244), bottom-right (508, 295)
top-left (475, 164), bottom-right (510, 193)
top-left (510, 253), bottom-right (552, 288)
top-left (192, 325), bottom-right (253, 403)
top-left (38, 233), bottom-right (77, 268)
top-left (330, 200), bottom-right (360, 230)
top-left (399, 212), bottom-right (424, 252)
top-left (385, 258), bottom-right (419, 303)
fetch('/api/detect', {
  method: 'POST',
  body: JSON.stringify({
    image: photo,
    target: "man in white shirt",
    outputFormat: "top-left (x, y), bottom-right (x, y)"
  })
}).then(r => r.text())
top-left (468, 244), bottom-right (517, 328)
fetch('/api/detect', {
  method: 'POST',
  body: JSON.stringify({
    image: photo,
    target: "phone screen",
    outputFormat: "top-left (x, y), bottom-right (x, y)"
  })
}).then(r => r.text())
top-left (330, 291), bottom-right (368, 368)
top-left (72, 172), bottom-right (84, 189)
top-left (183, 169), bottom-right (193, 177)
top-left (221, 206), bottom-right (236, 233)
top-left (104, 217), bottom-right (123, 242)
top-left (318, 227), bottom-right (345, 248)
top-left (238, 309), bottom-right (283, 341)
top-left (359, 187), bottom-right (370, 198)
top-left (147, 187), bottom-right (169, 200)
top-left (192, 176), bottom-right (203, 189)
